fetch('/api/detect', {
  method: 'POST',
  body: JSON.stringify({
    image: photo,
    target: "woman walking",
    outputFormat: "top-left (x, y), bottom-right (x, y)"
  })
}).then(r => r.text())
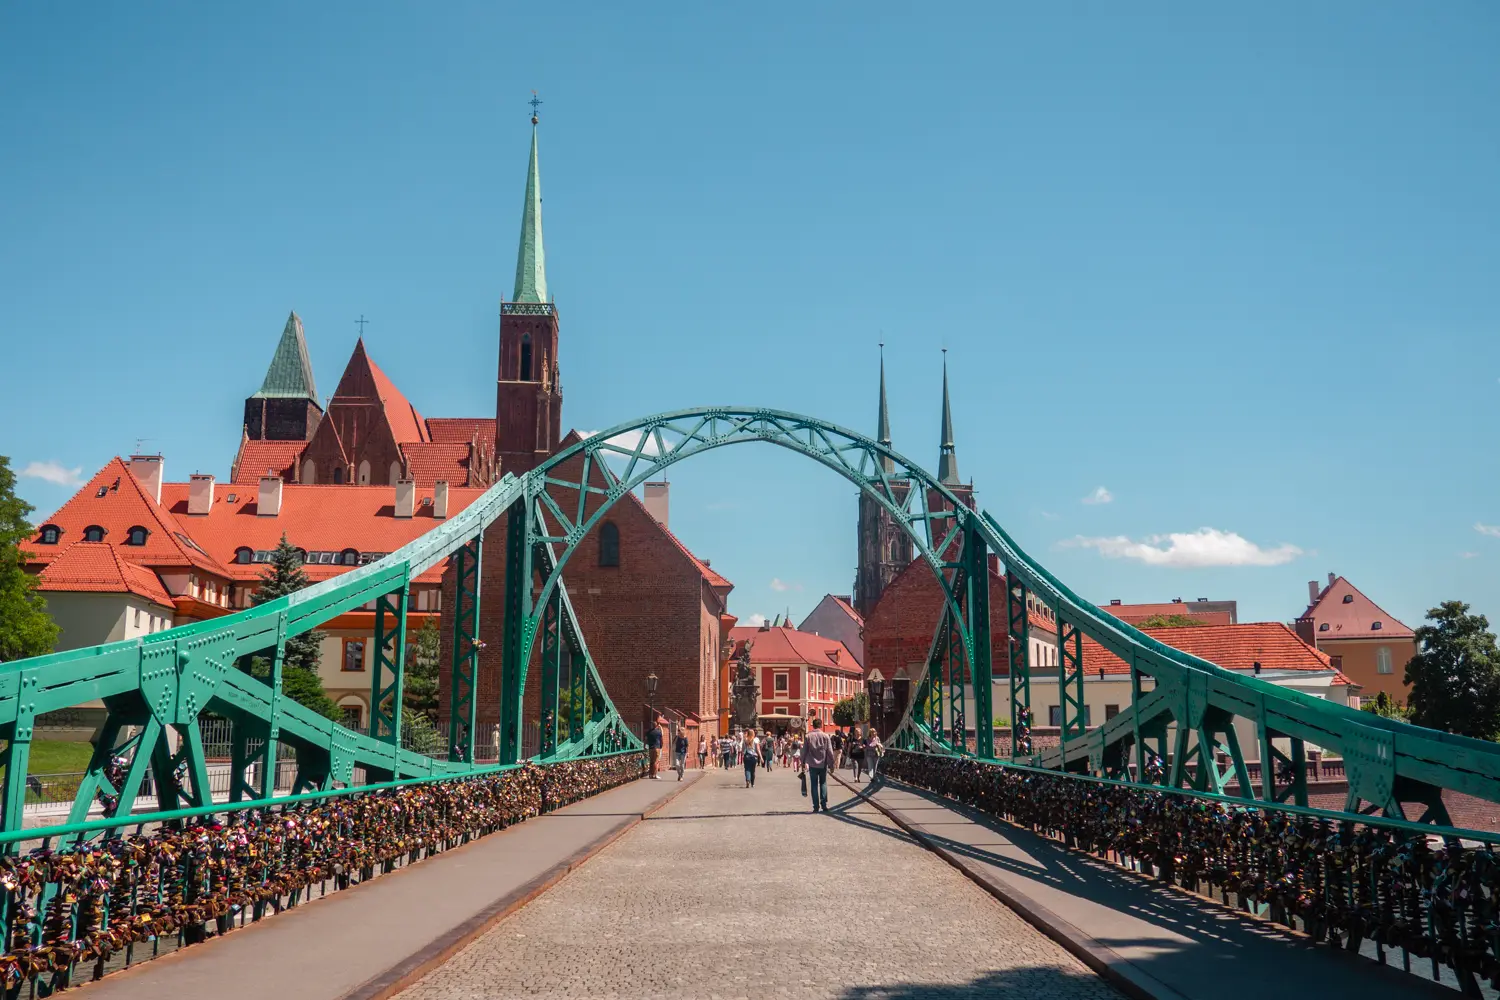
top-left (851, 730), bottom-right (867, 782)
top-left (698, 734), bottom-right (709, 771)
top-left (742, 729), bottom-right (760, 788)
top-left (865, 730), bottom-right (883, 781)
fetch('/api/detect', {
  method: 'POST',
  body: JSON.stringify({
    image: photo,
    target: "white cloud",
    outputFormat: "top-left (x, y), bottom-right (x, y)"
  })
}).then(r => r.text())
top-left (743, 613), bottom-right (768, 627)
top-left (769, 578), bottom-right (803, 593)
top-left (1475, 523), bottom-right (1500, 538)
top-left (1461, 551), bottom-right (1480, 559)
top-left (1065, 527), bottom-right (1302, 568)
top-left (1040, 510), bottom-right (1060, 521)
top-left (581, 428), bottom-right (662, 457)
top-left (1081, 486), bottom-right (1113, 505)
top-left (20, 461), bottom-right (86, 488)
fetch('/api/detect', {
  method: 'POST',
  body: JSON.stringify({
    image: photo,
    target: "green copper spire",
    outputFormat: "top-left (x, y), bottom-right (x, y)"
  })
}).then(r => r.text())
top-left (937, 350), bottom-right (960, 486)
top-left (253, 311), bottom-right (319, 402)
top-left (877, 344), bottom-right (894, 473)
top-left (512, 122), bottom-right (548, 304)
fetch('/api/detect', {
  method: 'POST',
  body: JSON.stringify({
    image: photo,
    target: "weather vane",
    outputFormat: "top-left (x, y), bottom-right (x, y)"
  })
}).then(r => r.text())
top-left (529, 90), bottom-right (542, 125)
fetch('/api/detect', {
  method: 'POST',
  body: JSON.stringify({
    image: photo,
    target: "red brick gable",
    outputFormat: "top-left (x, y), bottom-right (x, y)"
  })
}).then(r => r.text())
top-left (1297, 576), bottom-right (1414, 640)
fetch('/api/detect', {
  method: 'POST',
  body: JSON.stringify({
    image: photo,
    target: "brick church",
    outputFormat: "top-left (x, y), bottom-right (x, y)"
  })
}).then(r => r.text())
top-left (230, 116), bottom-right (736, 741)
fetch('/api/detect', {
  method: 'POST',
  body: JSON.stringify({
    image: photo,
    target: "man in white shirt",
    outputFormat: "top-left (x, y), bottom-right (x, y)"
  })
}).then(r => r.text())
top-left (799, 718), bottom-right (835, 813)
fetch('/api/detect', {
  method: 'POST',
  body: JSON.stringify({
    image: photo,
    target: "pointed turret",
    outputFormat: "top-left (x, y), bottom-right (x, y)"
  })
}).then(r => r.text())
top-left (254, 312), bottom-right (319, 402)
top-left (512, 123), bottom-right (548, 303)
top-left (876, 344), bottom-right (894, 473)
top-left (937, 351), bottom-right (960, 486)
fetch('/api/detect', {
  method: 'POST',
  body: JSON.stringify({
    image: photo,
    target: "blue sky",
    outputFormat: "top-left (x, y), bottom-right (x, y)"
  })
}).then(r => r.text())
top-left (2, 3), bottom-right (1497, 632)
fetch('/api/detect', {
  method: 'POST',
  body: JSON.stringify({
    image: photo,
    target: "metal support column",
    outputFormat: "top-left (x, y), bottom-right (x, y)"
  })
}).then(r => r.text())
top-left (499, 498), bottom-right (534, 765)
top-left (447, 534), bottom-right (483, 763)
top-left (1057, 617), bottom-right (1086, 755)
top-left (369, 581), bottom-right (411, 746)
top-left (1007, 579), bottom-right (1031, 757)
top-left (963, 525), bottom-right (994, 759)
top-left (539, 587), bottom-right (561, 757)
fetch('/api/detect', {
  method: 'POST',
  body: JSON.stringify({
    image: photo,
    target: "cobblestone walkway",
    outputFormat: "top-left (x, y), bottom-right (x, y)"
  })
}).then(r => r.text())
top-left (397, 766), bottom-right (1119, 1000)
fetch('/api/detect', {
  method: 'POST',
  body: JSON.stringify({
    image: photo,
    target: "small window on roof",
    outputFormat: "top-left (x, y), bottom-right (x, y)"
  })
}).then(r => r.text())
top-left (95, 487), bottom-right (108, 498)
top-left (234, 547), bottom-right (253, 564)
top-left (83, 525), bottom-right (105, 542)
top-left (226, 493), bottom-right (237, 503)
top-left (1371, 621), bottom-right (1383, 630)
top-left (1318, 622), bottom-right (1330, 632)
top-left (39, 525), bottom-right (61, 545)
top-left (125, 525), bottom-right (148, 546)
top-left (1342, 594), bottom-right (1354, 604)
top-left (341, 548), bottom-right (359, 566)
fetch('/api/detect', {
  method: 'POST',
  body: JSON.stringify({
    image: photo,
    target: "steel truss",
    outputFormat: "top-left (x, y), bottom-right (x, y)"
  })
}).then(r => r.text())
top-left (3, 407), bottom-right (1500, 847)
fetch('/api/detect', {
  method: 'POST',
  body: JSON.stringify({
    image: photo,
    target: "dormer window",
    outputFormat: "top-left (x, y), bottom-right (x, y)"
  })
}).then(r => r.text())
top-left (1318, 622), bottom-right (1330, 632)
top-left (125, 525), bottom-right (149, 546)
top-left (341, 548), bottom-right (359, 566)
top-left (38, 525), bottom-right (61, 545)
top-left (1371, 621), bottom-right (1383, 631)
top-left (234, 547), bottom-right (254, 564)
top-left (1342, 594), bottom-right (1354, 604)
top-left (83, 525), bottom-right (105, 542)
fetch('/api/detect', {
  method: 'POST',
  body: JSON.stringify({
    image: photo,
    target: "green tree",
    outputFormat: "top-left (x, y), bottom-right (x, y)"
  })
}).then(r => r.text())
top-left (1405, 601), bottom-right (1500, 740)
top-left (242, 534), bottom-right (339, 719)
top-left (832, 691), bottom-right (869, 727)
top-left (404, 616), bottom-right (441, 723)
top-left (0, 457), bottom-right (60, 662)
top-left (1360, 691), bottom-right (1413, 722)
top-left (1134, 614), bottom-right (1209, 629)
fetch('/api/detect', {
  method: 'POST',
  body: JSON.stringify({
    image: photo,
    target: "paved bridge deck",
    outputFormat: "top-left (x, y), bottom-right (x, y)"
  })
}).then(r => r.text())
top-left (77, 765), bottom-right (1455, 1000)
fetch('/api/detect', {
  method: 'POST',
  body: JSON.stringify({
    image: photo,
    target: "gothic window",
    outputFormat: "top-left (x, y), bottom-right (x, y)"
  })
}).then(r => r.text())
top-left (357, 460), bottom-right (371, 485)
top-left (83, 525), bottom-right (105, 542)
top-left (389, 461), bottom-right (402, 485)
top-left (520, 335), bottom-right (533, 381)
top-left (39, 525), bottom-right (60, 544)
top-left (302, 460), bottom-right (316, 484)
top-left (598, 521), bottom-right (620, 567)
top-left (333, 467), bottom-right (345, 484)
top-left (125, 525), bottom-right (148, 546)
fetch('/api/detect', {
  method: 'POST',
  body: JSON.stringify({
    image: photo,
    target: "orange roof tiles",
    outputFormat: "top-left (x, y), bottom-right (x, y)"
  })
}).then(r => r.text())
top-left (37, 541), bottom-right (174, 606)
top-left (400, 442), bottom-right (473, 487)
top-left (1298, 576), bottom-right (1414, 639)
top-left (426, 418), bottom-right (496, 444)
top-left (158, 481), bottom-right (486, 583)
top-left (363, 348), bottom-right (428, 445)
top-left (29, 458), bottom-right (229, 576)
top-left (728, 625), bottom-right (863, 675)
top-left (1145, 622), bottom-right (1332, 673)
top-left (231, 439), bottom-right (304, 485)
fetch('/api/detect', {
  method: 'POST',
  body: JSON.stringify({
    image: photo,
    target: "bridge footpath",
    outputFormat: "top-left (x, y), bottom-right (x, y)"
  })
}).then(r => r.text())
top-left (77, 772), bottom-right (700, 1000)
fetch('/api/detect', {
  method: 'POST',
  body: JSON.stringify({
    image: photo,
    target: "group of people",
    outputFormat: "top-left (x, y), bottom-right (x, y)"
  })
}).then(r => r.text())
top-left (642, 720), bottom-right (884, 807)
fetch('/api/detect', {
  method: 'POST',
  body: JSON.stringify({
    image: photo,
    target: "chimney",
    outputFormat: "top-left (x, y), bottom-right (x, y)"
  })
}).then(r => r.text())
top-left (128, 455), bottom-right (163, 505)
top-left (395, 479), bottom-right (416, 519)
top-left (643, 481), bottom-right (669, 527)
top-left (1327, 572), bottom-right (1336, 587)
top-left (432, 480), bottom-right (449, 519)
top-left (188, 474), bottom-right (215, 515)
top-left (1109, 599), bottom-right (1122, 606)
top-left (257, 476), bottom-right (283, 517)
top-left (1308, 580), bottom-right (1320, 605)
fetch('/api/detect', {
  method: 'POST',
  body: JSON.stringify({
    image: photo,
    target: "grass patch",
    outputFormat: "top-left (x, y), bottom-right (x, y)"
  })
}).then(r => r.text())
top-left (27, 739), bottom-right (95, 775)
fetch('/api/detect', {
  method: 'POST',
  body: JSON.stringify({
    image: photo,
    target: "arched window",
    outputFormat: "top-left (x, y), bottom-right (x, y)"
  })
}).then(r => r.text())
top-left (295, 548), bottom-right (308, 564)
top-left (38, 525), bottom-right (60, 545)
top-left (520, 334), bottom-right (533, 381)
top-left (302, 460), bottom-right (316, 484)
top-left (125, 525), bottom-right (148, 546)
top-left (1376, 646), bottom-right (1393, 675)
top-left (341, 548), bottom-right (359, 566)
top-left (389, 461), bottom-right (402, 485)
top-left (83, 525), bottom-right (105, 542)
top-left (333, 467), bottom-right (345, 485)
top-left (598, 521), bottom-right (620, 567)
top-left (234, 547), bottom-right (253, 564)
top-left (357, 460), bottom-right (371, 485)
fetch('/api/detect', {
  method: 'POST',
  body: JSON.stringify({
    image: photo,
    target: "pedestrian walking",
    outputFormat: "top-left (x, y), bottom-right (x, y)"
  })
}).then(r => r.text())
top-left (742, 730), bottom-right (760, 788)
top-left (698, 734), bottom-right (709, 771)
top-left (800, 717), bottom-right (835, 812)
top-left (720, 735), bottom-right (735, 771)
top-left (865, 730), bottom-right (883, 781)
top-left (851, 730), bottom-right (867, 781)
top-left (646, 720), bottom-right (663, 779)
top-left (673, 728), bottom-right (689, 780)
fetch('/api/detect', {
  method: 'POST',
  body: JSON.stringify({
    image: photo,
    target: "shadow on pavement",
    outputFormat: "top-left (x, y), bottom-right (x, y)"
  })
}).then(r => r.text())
top-left (838, 965), bottom-right (1113, 999)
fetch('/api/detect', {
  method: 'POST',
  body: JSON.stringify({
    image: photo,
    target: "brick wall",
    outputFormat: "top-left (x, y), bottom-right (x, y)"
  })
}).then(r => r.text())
top-left (865, 558), bottom-right (1011, 685)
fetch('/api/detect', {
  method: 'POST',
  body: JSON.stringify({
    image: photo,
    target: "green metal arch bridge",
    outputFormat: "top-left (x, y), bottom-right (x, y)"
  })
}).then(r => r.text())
top-left (4, 405), bottom-right (1500, 840)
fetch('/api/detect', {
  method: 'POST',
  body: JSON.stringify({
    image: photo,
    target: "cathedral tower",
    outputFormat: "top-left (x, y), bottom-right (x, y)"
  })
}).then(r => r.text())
top-left (926, 352), bottom-right (975, 549)
top-left (495, 115), bottom-right (563, 474)
top-left (243, 311), bottom-right (323, 442)
top-left (853, 347), bottom-right (913, 619)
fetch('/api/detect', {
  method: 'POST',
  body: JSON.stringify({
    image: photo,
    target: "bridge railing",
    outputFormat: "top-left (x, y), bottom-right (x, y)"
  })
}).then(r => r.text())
top-left (882, 748), bottom-right (1500, 994)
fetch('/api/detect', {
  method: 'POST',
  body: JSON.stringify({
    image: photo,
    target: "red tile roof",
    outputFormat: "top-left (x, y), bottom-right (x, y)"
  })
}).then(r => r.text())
top-left (364, 348), bottom-right (428, 445)
top-left (1297, 576), bottom-right (1415, 639)
top-left (157, 481), bottom-right (487, 583)
top-left (728, 625), bottom-right (863, 675)
top-left (231, 439), bottom-right (305, 485)
top-left (29, 458), bottom-right (230, 576)
top-left (426, 417), bottom-right (496, 445)
top-left (400, 442), bottom-right (473, 487)
top-left (37, 541), bottom-right (174, 606)
top-left (1050, 622), bottom-right (1334, 677)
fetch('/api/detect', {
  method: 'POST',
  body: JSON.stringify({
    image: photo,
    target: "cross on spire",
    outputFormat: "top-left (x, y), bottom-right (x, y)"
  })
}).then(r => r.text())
top-left (529, 90), bottom-right (543, 124)
top-left (355, 315), bottom-right (369, 337)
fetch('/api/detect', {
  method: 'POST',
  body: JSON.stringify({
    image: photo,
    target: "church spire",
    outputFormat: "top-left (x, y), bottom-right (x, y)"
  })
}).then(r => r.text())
top-left (937, 350), bottom-right (960, 486)
top-left (876, 343), bottom-right (894, 473)
top-left (253, 311), bottom-right (319, 403)
top-left (512, 112), bottom-right (548, 304)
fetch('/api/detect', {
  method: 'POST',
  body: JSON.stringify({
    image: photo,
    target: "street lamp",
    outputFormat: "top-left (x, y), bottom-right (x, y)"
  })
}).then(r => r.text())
top-left (646, 671), bottom-right (659, 729)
